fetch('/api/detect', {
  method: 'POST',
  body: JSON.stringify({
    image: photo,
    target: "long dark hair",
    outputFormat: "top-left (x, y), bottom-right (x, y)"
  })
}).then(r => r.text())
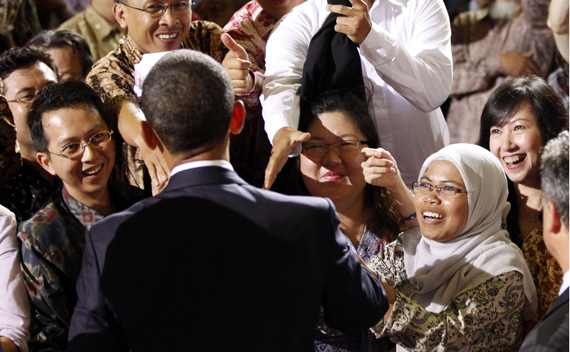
top-left (478, 76), bottom-right (568, 246)
top-left (297, 89), bottom-right (400, 241)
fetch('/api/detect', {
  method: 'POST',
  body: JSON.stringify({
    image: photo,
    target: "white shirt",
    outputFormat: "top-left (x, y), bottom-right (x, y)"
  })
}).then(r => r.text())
top-left (560, 270), bottom-right (570, 296)
top-left (261, 0), bottom-right (452, 185)
top-left (0, 205), bottom-right (30, 352)
top-left (170, 160), bottom-right (234, 176)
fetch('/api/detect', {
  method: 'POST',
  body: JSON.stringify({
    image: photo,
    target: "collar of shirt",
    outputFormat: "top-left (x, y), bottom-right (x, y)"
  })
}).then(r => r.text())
top-left (170, 160), bottom-right (234, 176)
top-left (560, 270), bottom-right (570, 296)
top-left (85, 5), bottom-right (122, 42)
top-left (62, 187), bottom-right (105, 227)
top-left (386, 0), bottom-right (408, 7)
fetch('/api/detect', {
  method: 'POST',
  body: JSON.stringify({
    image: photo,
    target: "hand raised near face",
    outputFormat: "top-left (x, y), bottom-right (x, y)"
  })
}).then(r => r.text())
top-left (221, 33), bottom-right (254, 95)
top-left (326, 0), bottom-right (372, 44)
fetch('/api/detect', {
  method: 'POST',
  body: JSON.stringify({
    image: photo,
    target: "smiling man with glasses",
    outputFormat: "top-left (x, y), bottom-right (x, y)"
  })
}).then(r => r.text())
top-left (87, 0), bottom-right (226, 195)
top-left (18, 80), bottom-right (145, 351)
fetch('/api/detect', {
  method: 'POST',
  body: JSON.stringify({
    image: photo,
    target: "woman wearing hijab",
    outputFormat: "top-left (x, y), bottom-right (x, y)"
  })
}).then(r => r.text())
top-left (363, 143), bottom-right (537, 351)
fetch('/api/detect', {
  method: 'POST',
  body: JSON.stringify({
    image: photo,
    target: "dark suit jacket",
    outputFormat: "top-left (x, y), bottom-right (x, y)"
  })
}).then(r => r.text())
top-left (520, 288), bottom-right (569, 351)
top-left (68, 166), bottom-right (386, 352)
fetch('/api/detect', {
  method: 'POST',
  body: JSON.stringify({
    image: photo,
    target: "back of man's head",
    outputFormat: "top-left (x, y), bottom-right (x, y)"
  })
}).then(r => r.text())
top-left (0, 46), bottom-right (56, 94)
top-left (541, 130), bottom-right (569, 229)
top-left (141, 50), bottom-right (234, 156)
top-left (29, 80), bottom-right (112, 154)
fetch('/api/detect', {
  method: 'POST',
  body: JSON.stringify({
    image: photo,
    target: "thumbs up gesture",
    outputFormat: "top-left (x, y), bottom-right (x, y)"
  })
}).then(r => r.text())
top-left (222, 33), bottom-right (254, 94)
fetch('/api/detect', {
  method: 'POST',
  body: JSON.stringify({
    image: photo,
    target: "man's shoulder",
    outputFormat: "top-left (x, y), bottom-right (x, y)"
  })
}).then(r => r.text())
top-left (59, 9), bottom-right (87, 30)
top-left (521, 291), bottom-right (569, 351)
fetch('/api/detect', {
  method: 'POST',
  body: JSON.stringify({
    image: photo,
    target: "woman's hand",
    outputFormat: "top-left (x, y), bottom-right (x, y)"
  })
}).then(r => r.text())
top-left (361, 147), bottom-right (400, 189)
top-left (362, 148), bottom-right (417, 226)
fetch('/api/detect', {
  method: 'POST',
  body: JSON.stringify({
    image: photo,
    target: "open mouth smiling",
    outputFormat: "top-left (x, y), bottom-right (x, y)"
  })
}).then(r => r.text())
top-left (503, 155), bottom-right (526, 166)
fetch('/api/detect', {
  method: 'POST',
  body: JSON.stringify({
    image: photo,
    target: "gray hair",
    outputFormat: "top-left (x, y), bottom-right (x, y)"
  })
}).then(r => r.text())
top-left (541, 130), bottom-right (569, 228)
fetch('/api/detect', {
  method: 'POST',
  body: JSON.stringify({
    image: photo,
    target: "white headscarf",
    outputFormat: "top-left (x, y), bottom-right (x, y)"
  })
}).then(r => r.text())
top-left (402, 143), bottom-right (537, 318)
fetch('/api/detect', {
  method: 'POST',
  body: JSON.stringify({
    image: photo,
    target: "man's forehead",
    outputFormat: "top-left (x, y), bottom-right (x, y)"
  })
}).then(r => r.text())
top-left (3, 62), bottom-right (57, 94)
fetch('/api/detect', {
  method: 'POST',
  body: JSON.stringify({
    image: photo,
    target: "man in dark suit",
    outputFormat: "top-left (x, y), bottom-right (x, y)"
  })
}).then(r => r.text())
top-left (67, 49), bottom-right (387, 352)
top-left (520, 130), bottom-right (569, 351)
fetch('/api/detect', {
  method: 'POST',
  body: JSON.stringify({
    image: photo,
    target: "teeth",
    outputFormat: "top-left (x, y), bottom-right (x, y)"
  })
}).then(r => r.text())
top-left (158, 33), bottom-right (177, 39)
top-left (504, 155), bottom-right (524, 166)
top-left (83, 164), bottom-right (103, 176)
top-left (423, 211), bottom-right (443, 220)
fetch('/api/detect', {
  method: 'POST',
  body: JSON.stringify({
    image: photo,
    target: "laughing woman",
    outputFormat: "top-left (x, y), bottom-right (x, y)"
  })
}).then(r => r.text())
top-left (364, 144), bottom-right (537, 351)
top-left (479, 76), bottom-right (569, 319)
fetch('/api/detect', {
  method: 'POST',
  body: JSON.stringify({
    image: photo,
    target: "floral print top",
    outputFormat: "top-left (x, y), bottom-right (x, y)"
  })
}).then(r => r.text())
top-left (522, 227), bottom-right (562, 320)
top-left (368, 237), bottom-right (527, 352)
top-left (17, 181), bottom-right (144, 351)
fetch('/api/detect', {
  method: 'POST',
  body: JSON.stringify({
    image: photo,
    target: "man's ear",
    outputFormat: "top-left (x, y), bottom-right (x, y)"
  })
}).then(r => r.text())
top-left (545, 201), bottom-right (562, 235)
top-left (37, 152), bottom-right (57, 176)
top-left (140, 120), bottom-right (163, 151)
top-left (113, 3), bottom-right (129, 29)
top-left (229, 100), bottom-right (246, 135)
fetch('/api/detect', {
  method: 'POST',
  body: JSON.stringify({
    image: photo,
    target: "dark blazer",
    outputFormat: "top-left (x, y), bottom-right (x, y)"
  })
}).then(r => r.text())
top-left (68, 166), bottom-right (386, 352)
top-left (520, 288), bottom-right (569, 351)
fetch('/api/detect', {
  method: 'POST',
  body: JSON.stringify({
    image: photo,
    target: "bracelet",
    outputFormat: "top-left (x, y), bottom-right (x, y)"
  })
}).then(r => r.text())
top-left (400, 212), bottom-right (417, 222)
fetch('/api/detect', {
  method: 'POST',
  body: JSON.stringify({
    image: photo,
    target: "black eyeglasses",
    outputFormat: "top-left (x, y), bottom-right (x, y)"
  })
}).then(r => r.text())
top-left (48, 131), bottom-right (114, 159)
top-left (412, 181), bottom-right (468, 198)
top-left (120, 1), bottom-right (193, 18)
top-left (301, 140), bottom-right (368, 159)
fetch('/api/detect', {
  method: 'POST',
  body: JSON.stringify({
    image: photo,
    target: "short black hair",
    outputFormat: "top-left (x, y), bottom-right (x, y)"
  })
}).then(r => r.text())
top-left (29, 80), bottom-right (112, 154)
top-left (479, 76), bottom-right (569, 150)
top-left (141, 50), bottom-right (234, 156)
top-left (541, 130), bottom-right (569, 228)
top-left (28, 29), bottom-right (94, 80)
top-left (0, 46), bottom-right (57, 94)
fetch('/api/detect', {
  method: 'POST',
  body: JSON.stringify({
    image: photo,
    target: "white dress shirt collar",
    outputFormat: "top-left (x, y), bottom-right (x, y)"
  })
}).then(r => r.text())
top-left (170, 160), bottom-right (234, 176)
top-left (560, 270), bottom-right (570, 296)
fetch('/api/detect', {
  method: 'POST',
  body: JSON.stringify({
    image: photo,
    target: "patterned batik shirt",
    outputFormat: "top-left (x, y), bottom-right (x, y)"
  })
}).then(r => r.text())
top-left (18, 181), bottom-right (145, 351)
top-left (0, 95), bottom-right (20, 185)
top-left (314, 228), bottom-right (393, 352)
top-left (0, 162), bottom-right (59, 223)
top-left (368, 237), bottom-right (527, 352)
top-left (223, 1), bottom-right (276, 109)
top-left (0, 0), bottom-right (42, 46)
top-left (523, 227), bottom-right (563, 321)
top-left (86, 22), bottom-right (226, 189)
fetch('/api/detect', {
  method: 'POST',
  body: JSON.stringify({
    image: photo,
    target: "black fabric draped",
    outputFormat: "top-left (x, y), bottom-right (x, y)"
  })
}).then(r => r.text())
top-left (300, 0), bottom-right (366, 117)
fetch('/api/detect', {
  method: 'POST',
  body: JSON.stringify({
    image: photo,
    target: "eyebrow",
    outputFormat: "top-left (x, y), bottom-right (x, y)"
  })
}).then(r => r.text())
top-left (308, 133), bottom-right (362, 142)
top-left (55, 125), bottom-right (105, 146)
top-left (420, 175), bottom-right (464, 187)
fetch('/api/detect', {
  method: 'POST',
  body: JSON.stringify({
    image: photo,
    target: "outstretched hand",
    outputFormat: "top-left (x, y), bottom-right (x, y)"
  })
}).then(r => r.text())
top-left (134, 133), bottom-right (169, 195)
top-left (264, 127), bottom-right (311, 189)
top-left (221, 33), bottom-right (254, 94)
top-left (361, 147), bottom-right (400, 189)
top-left (326, 0), bottom-right (372, 44)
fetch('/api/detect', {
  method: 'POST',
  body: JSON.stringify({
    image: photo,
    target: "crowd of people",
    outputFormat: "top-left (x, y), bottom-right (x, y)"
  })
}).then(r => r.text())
top-left (0, 0), bottom-right (568, 351)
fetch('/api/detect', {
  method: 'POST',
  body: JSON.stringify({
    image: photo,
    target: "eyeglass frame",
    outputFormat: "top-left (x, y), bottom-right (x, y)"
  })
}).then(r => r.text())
top-left (301, 140), bottom-right (369, 158)
top-left (6, 94), bottom-right (36, 105)
top-left (47, 130), bottom-right (114, 159)
top-left (119, 1), bottom-right (194, 17)
top-left (411, 181), bottom-right (468, 198)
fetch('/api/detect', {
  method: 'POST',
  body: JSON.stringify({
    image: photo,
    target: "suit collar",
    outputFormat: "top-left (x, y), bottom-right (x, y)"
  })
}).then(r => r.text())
top-left (542, 288), bottom-right (569, 320)
top-left (163, 166), bottom-right (247, 193)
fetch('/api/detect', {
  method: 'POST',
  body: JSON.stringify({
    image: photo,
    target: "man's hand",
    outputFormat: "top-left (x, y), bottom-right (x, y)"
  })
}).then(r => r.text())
top-left (134, 133), bottom-right (169, 195)
top-left (264, 127), bottom-right (311, 189)
top-left (221, 33), bottom-right (253, 94)
top-left (326, 0), bottom-right (371, 44)
top-left (500, 52), bottom-right (539, 77)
